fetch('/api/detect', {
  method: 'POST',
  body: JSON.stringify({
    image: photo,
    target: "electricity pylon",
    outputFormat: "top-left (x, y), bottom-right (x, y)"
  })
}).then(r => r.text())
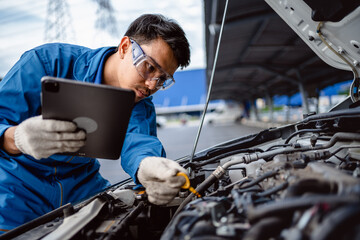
top-left (44, 0), bottom-right (76, 43)
top-left (94, 0), bottom-right (119, 38)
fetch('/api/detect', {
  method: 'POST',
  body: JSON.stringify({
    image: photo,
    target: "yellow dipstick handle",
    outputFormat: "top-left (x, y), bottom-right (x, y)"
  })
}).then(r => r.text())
top-left (177, 172), bottom-right (202, 198)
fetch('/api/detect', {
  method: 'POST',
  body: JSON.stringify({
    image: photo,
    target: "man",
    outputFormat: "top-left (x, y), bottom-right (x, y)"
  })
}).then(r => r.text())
top-left (0, 14), bottom-right (190, 232)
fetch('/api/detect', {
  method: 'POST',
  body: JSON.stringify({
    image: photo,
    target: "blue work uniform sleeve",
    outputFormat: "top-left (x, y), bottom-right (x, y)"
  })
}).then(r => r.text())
top-left (0, 49), bottom-right (48, 140)
top-left (0, 43), bottom-right (85, 143)
top-left (120, 97), bottom-right (166, 183)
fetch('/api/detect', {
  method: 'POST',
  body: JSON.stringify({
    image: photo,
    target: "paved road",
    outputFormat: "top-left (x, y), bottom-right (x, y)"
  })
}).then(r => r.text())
top-left (98, 122), bottom-right (265, 184)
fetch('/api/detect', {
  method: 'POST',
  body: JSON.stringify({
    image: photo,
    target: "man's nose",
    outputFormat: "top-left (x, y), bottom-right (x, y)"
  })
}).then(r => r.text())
top-left (145, 79), bottom-right (157, 90)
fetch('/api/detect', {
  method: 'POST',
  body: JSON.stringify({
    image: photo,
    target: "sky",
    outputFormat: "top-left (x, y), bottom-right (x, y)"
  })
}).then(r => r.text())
top-left (0, 0), bottom-right (206, 78)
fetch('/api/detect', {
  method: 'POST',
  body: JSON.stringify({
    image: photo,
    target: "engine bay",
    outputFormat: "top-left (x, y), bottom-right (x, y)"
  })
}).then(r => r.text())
top-left (3, 107), bottom-right (360, 240)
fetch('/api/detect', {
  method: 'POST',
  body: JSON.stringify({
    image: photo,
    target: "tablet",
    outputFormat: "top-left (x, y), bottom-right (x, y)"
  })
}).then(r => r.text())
top-left (41, 76), bottom-right (135, 159)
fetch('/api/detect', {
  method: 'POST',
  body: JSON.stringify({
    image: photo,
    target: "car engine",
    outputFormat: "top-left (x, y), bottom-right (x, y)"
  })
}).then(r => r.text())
top-left (161, 107), bottom-right (360, 240)
top-left (3, 106), bottom-right (360, 240)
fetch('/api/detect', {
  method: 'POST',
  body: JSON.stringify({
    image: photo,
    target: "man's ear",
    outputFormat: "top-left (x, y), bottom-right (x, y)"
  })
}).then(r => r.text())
top-left (118, 36), bottom-right (131, 59)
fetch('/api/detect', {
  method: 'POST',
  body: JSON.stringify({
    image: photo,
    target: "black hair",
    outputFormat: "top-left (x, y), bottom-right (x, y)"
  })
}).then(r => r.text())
top-left (124, 14), bottom-right (191, 69)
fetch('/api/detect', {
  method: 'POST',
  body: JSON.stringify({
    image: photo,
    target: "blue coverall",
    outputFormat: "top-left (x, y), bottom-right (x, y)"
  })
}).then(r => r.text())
top-left (0, 43), bottom-right (166, 232)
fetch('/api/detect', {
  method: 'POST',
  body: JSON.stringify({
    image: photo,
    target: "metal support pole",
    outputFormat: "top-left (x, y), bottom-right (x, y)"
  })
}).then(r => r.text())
top-left (286, 96), bottom-right (291, 123)
top-left (251, 99), bottom-right (259, 121)
top-left (266, 94), bottom-right (273, 123)
top-left (296, 70), bottom-right (310, 115)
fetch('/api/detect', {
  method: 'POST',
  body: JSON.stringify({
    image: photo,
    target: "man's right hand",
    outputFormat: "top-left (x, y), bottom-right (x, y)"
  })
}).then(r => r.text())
top-left (10, 115), bottom-right (86, 160)
top-left (137, 157), bottom-right (187, 205)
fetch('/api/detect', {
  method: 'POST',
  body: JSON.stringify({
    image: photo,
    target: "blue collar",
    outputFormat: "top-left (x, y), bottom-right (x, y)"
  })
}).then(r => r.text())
top-left (73, 47), bottom-right (116, 83)
top-left (94, 48), bottom-right (116, 84)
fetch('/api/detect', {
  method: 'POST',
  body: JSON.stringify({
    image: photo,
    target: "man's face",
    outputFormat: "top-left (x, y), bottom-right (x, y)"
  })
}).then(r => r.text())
top-left (115, 37), bottom-right (178, 102)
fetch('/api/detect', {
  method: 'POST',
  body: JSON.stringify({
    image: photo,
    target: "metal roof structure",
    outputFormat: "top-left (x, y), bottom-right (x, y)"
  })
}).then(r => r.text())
top-left (204, 0), bottom-right (353, 103)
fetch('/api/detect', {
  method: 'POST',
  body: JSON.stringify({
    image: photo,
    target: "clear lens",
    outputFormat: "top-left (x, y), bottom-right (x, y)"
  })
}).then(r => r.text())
top-left (135, 58), bottom-right (175, 90)
top-left (158, 78), bottom-right (175, 90)
top-left (134, 58), bottom-right (151, 79)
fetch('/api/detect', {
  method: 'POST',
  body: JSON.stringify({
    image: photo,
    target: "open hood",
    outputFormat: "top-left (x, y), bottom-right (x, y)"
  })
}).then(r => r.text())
top-left (204, 0), bottom-right (358, 103)
top-left (265, 0), bottom-right (360, 72)
top-left (265, 0), bottom-right (360, 103)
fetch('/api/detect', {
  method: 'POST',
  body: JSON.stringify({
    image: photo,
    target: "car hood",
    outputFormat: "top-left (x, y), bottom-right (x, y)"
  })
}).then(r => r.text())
top-left (265, 0), bottom-right (360, 72)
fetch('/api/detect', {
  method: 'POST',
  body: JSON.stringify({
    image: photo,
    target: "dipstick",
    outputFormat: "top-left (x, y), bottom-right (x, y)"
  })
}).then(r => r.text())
top-left (177, 172), bottom-right (202, 198)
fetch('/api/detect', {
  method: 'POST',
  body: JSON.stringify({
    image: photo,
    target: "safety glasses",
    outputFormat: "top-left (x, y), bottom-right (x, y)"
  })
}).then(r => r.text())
top-left (130, 38), bottom-right (175, 90)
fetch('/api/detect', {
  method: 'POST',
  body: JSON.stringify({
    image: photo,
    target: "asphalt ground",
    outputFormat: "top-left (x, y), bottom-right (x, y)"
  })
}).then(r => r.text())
top-left (98, 121), bottom-right (265, 184)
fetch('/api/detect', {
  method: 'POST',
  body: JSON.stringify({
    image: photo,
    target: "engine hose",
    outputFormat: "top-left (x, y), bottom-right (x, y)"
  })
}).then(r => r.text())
top-left (160, 211), bottom-right (203, 240)
top-left (311, 203), bottom-right (360, 240)
top-left (284, 128), bottom-right (328, 144)
top-left (314, 132), bottom-right (360, 151)
top-left (285, 179), bottom-right (337, 197)
top-left (243, 217), bottom-right (290, 240)
top-left (237, 185), bottom-right (263, 194)
top-left (184, 148), bottom-right (263, 169)
top-left (239, 170), bottom-right (278, 189)
top-left (247, 195), bottom-right (359, 223)
top-left (255, 181), bottom-right (289, 198)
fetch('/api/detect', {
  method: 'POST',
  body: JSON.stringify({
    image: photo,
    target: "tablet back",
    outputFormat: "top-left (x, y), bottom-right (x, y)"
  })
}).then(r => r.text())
top-left (41, 76), bottom-right (135, 160)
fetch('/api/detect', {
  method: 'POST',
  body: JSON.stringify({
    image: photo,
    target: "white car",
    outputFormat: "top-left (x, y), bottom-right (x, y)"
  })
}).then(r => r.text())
top-left (156, 116), bottom-right (167, 128)
top-left (204, 103), bottom-right (243, 125)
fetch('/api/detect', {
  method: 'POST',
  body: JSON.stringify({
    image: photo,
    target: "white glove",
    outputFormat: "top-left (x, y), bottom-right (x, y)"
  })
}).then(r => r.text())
top-left (14, 115), bottom-right (86, 160)
top-left (137, 157), bottom-right (187, 205)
